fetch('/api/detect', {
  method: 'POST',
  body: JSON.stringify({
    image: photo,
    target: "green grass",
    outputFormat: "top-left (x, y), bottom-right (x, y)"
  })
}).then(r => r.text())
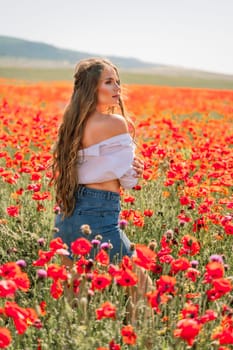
top-left (1, 66), bottom-right (233, 89)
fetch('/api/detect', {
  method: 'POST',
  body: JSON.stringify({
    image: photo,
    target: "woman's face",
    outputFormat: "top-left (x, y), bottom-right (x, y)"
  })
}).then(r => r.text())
top-left (96, 65), bottom-right (121, 111)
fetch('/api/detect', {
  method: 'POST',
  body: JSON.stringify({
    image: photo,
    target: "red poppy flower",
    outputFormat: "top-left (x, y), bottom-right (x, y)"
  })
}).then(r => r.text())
top-left (69, 277), bottom-right (80, 294)
top-left (47, 264), bottom-right (68, 281)
top-left (71, 237), bottom-right (92, 256)
top-left (109, 339), bottom-right (121, 350)
top-left (0, 327), bottom-right (12, 348)
top-left (181, 302), bottom-right (199, 319)
top-left (178, 234), bottom-right (200, 256)
top-left (146, 289), bottom-right (169, 313)
top-left (160, 236), bottom-right (174, 249)
top-left (4, 301), bottom-right (38, 335)
top-left (96, 301), bottom-right (116, 320)
top-left (180, 196), bottom-right (191, 205)
top-left (170, 257), bottom-right (191, 274)
top-left (212, 278), bottom-right (232, 294)
top-left (121, 325), bottom-right (137, 345)
top-left (224, 223), bottom-right (233, 235)
top-left (49, 237), bottom-right (68, 252)
top-left (185, 267), bottom-right (200, 282)
top-left (33, 250), bottom-right (55, 266)
top-left (144, 209), bottom-right (154, 217)
top-left (95, 249), bottom-right (110, 266)
top-left (124, 196), bottom-right (135, 204)
top-left (27, 183), bottom-right (41, 192)
top-left (133, 244), bottom-right (156, 270)
top-left (115, 268), bottom-right (138, 287)
top-left (121, 255), bottom-right (133, 270)
top-left (206, 278), bottom-right (232, 301)
top-left (91, 273), bottom-right (112, 291)
top-left (150, 263), bottom-right (163, 274)
top-left (199, 309), bottom-right (217, 324)
top-left (108, 264), bottom-right (120, 277)
top-left (12, 272), bottom-right (30, 292)
top-left (16, 188), bottom-right (24, 196)
top-left (120, 209), bottom-right (135, 221)
top-left (193, 217), bottom-right (206, 232)
top-left (174, 318), bottom-right (201, 346)
top-left (0, 262), bottom-right (21, 278)
top-left (75, 256), bottom-right (89, 274)
top-left (133, 211), bottom-right (145, 227)
top-left (0, 280), bottom-right (17, 298)
top-left (156, 275), bottom-right (176, 294)
top-left (50, 279), bottom-right (63, 299)
top-left (177, 212), bottom-right (192, 223)
top-left (32, 191), bottom-right (51, 200)
top-left (133, 184), bottom-right (141, 190)
top-left (204, 262), bottom-right (224, 282)
top-left (38, 301), bottom-right (46, 316)
top-left (6, 205), bottom-right (19, 217)
top-left (212, 326), bottom-right (233, 345)
top-left (31, 172), bottom-right (41, 181)
top-left (4, 302), bottom-right (28, 334)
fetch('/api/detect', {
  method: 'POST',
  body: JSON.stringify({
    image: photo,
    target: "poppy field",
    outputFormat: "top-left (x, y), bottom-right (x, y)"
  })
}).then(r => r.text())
top-left (0, 78), bottom-right (233, 349)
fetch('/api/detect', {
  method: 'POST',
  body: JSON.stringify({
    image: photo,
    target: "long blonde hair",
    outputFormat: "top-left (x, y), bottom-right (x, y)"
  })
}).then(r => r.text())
top-left (52, 57), bottom-right (133, 217)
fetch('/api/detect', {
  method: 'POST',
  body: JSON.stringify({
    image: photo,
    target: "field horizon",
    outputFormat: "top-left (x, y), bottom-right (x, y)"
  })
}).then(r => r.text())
top-left (1, 66), bottom-right (233, 90)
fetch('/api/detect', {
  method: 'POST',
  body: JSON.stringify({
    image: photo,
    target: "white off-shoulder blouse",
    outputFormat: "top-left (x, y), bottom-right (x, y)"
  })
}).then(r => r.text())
top-left (77, 133), bottom-right (138, 189)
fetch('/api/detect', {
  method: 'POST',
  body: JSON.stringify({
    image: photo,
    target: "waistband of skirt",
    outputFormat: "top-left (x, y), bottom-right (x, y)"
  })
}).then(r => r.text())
top-left (75, 185), bottom-right (120, 201)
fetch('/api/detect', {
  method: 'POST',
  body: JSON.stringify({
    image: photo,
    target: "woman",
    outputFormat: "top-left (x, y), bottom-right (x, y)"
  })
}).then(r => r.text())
top-left (52, 57), bottom-right (144, 266)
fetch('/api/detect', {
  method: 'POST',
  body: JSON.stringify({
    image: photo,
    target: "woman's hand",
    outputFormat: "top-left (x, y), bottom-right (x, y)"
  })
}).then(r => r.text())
top-left (132, 156), bottom-right (144, 178)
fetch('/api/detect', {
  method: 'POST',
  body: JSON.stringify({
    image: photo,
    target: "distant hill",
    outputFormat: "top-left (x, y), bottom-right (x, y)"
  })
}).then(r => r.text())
top-left (0, 35), bottom-right (160, 69)
top-left (0, 35), bottom-right (233, 88)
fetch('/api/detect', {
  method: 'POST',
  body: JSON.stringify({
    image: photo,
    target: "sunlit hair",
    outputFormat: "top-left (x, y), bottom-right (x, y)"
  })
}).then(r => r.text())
top-left (51, 57), bottom-right (134, 217)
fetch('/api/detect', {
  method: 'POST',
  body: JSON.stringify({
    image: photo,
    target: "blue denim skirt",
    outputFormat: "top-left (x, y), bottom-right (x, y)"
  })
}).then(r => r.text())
top-left (54, 185), bottom-right (133, 262)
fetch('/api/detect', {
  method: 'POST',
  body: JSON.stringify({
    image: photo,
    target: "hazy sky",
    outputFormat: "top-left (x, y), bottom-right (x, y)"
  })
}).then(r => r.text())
top-left (1, 0), bottom-right (233, 74)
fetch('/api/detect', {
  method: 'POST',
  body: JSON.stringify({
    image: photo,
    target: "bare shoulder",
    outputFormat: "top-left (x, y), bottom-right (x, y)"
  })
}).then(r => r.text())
top-left (83, 113), bottom-right (129, 147)
top-left (104, 114), bottom-right (129, 133)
